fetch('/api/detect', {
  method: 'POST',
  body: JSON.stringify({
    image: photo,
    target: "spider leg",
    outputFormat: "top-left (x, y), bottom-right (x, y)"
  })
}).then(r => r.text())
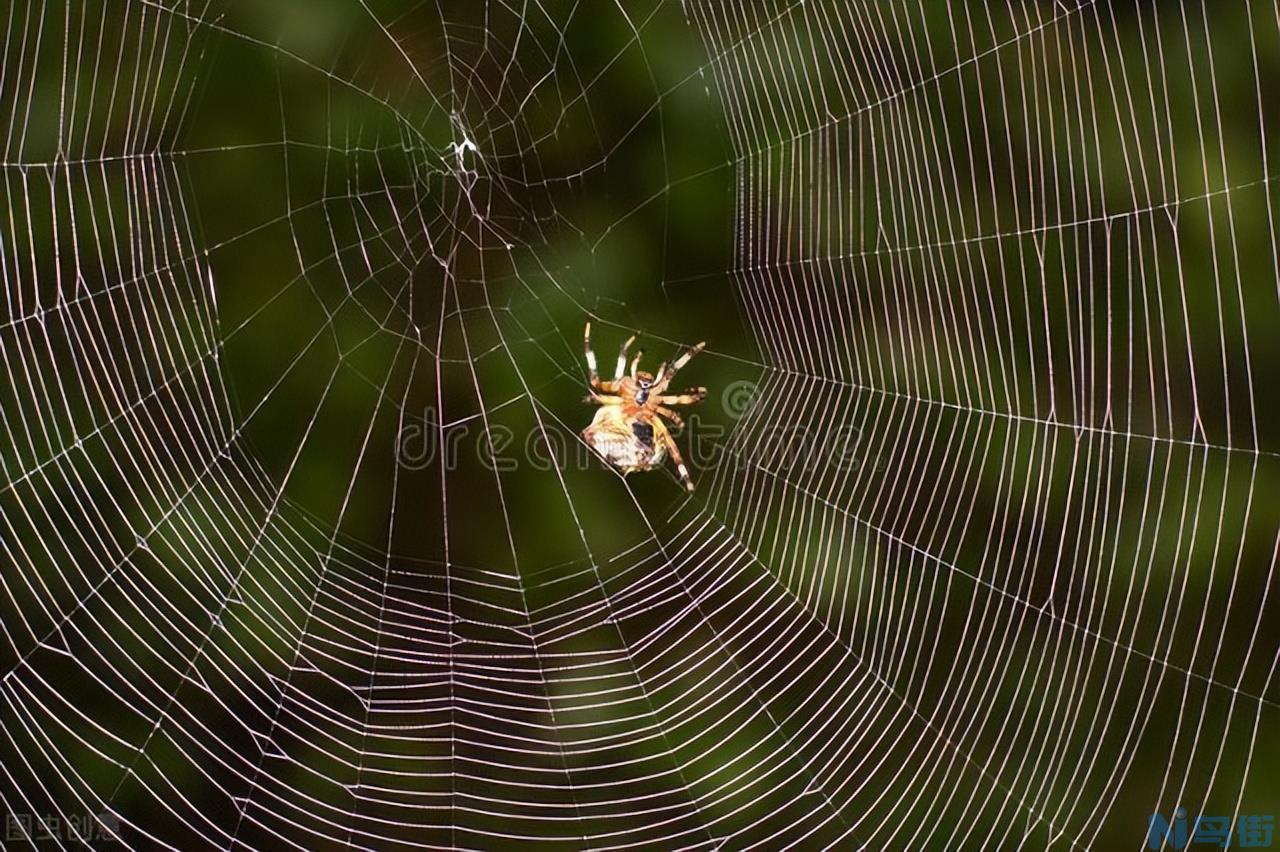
top-left (658, 387), bottom-right (707, 406)
top-left (656, 406), bottom-right (685, 432)
top-left (653, 418), bottom-right (695, 492)
top-left (584, 322), bottom-right (601, 387)
top-left (585, 393), bottom-right (624, 405)
top-left (585, 323), bottom-right (624, 392)
top-left (629, 349), bottom-right (645, 380)
top-left (653, 340), bottom-right (705, 393)
top-left (615, 332), bottom-right (638, 380)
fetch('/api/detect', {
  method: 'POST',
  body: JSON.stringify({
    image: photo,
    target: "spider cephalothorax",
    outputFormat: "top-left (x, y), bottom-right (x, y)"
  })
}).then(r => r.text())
top-left (581, 323), bottom-right (707, 491)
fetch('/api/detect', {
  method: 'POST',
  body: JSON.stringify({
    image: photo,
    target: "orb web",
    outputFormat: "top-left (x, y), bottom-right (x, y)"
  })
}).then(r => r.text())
top-left (0, 1), bottom-right (1277, 849)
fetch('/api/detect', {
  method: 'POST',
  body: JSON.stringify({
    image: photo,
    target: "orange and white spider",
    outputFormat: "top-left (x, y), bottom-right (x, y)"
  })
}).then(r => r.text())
top-left (581, 322), bottom-right (707, 491)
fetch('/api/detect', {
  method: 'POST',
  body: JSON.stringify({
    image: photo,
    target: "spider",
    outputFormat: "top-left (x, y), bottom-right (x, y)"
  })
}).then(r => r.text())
top-left (581, 322), bottom-right (707, 491)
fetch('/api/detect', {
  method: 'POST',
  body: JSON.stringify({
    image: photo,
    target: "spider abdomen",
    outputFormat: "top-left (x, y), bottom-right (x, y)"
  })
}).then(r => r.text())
top-left (582, 407), bottom-right (667, 473)
top-left (630, 421), bottom-right (654, 448)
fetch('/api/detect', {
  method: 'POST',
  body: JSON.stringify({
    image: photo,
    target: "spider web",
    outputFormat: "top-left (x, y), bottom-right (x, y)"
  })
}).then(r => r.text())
top-left (0, 0), bottom-right (1278, 849)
